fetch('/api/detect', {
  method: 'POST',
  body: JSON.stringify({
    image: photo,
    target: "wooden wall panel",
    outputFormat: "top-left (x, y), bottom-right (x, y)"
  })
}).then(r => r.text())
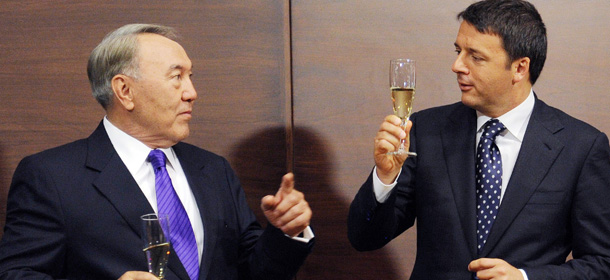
top-left (0, 0), bottom-right (291, 242)
top-left (291, 0), bottom-right (610, 278)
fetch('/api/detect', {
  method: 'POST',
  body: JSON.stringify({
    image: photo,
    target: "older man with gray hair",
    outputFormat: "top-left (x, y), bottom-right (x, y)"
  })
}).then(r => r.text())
top-left (0, 23), bottom-right (314, 280)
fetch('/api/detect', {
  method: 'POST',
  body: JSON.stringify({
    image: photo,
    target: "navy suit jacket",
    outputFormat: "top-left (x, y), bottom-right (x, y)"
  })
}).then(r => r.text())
top-left (0, 122), bottom-right (312, 280)
top-left (348, 98), bottom-right (610, 279)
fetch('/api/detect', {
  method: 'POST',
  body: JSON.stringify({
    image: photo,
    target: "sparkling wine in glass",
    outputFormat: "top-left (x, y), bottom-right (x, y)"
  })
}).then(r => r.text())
top-left (141, 213), bottom-right (171, 279)
top-left (388, 58), bottom-right (417, 156)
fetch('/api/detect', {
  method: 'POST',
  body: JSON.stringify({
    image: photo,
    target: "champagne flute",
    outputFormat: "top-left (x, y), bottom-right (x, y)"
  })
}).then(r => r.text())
top-left (388, 58), bottom-right (417, 156)
top-left (141, 214), bottom-right (171, 279)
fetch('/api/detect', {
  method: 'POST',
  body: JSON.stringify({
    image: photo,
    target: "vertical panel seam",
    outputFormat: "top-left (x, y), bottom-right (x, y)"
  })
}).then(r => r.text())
top-left (284, 0), bottom-right (294, 173)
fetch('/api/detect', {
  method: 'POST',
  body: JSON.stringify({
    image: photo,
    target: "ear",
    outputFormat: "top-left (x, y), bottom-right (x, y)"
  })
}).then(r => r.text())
top-left (512, 57), bottom-right (530, 84)
top-left (110, 74), bottom-right (135, 111)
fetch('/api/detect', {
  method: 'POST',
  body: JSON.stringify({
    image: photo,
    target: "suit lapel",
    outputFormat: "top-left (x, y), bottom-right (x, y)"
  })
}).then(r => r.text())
top-left (87, 123), bottom-right (190, 280)
top-left (87, 122), bottom-right (155, 238)
top-left (480, 99), bottom-right (565, 256)
top-left (173, 144), bottom-right (220, 280)
top-left (442, 104), bottom-right (479, 259)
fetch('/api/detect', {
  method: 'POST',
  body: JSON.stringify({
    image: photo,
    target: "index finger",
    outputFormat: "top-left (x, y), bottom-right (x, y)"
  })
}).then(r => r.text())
top-left (118, 271), bottom-right (159, 280)
top-left (468, 258), bottom-right (497, 272)
top-left (381, 115), bottom-right (408, 140)
top-left (384, 114), bottom-right (402, 126)
top-left (278, 172), bottom-right (295, 195)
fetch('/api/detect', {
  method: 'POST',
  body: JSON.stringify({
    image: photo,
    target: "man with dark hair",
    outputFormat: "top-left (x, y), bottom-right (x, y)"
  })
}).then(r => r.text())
top-left (0, 24), bottom-right (314, 280)
top-left (348, 0), bottom-right (610, 279)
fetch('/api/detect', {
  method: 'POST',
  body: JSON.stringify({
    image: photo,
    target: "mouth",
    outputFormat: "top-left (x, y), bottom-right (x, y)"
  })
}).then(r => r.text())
top-left (457, 80), bottom-right (474, 92)
top-left (179, 110), bottom-right (193, 119)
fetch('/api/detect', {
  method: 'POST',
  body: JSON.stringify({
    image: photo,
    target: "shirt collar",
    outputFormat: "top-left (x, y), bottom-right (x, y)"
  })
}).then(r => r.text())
top-left (103, 117), bottom-right (178, 172)
top-left (476, 89), bottom-right (535, 142)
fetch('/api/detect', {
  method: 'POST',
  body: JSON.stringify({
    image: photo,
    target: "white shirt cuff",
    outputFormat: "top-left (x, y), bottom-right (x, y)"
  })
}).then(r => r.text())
top-left (519, 269), bottom-right (528, 280)
top-left (288, 226), bottom-right (314, 243)
top-left (372, 166), bottom-right (401, 203)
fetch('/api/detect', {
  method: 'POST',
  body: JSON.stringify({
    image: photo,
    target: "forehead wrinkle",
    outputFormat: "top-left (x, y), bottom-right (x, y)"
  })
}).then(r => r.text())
top-left (166, 63), bottom-right (192, 75)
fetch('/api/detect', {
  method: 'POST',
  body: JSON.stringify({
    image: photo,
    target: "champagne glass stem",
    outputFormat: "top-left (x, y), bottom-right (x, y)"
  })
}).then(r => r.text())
top-left (398, 118), bottom-right (417, 157)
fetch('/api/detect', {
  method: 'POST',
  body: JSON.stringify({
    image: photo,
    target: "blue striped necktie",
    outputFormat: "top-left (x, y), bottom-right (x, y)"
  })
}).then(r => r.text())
top-left (148, 149), bottom-right (199, 280)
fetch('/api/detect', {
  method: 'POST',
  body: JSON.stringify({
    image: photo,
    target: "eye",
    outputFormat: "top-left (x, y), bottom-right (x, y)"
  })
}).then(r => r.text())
top-left (173, 74), bottom-right (182, 81)
top-left (455, 49), bottom-right (461, 55)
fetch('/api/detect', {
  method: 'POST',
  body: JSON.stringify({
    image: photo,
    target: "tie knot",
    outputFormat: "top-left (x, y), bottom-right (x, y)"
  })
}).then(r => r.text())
top-left (148, 149), bottom-right (167, 170)
top-left (481, 119), bottom-right (506, 140)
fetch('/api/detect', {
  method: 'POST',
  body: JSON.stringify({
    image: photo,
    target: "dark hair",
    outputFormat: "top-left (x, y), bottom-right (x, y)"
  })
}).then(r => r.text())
top-left (458, 0), bottom-right (547, 85)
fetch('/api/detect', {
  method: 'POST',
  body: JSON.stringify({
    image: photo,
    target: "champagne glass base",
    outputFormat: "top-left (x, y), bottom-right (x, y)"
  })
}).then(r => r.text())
top-left (387, 150), bottom-right (417, 157)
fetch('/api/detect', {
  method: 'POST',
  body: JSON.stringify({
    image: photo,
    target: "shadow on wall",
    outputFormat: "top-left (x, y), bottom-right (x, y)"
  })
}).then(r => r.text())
top-left (0, 144), bottom-right (8, 238)
top-left (230, 126), bottom-right (402, 280)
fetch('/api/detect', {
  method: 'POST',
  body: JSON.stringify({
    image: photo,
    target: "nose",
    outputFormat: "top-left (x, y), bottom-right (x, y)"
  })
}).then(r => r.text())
top-left (183, 78), bottom-right (198, 102)
top-left (451, 53), bottom-right (468, 74)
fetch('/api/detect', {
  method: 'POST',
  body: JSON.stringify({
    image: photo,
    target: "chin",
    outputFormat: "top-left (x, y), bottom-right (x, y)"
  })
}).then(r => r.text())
top-left (461, 94), bottom-right (474, 105)
top-left (180, 129), bottom-right (190, 140)
top-left (176, 132), bottom-right (190, 142)
top-left (461, 95), bottom-right (482, 111)
top-left (168, 127), bottom-right (190, 144)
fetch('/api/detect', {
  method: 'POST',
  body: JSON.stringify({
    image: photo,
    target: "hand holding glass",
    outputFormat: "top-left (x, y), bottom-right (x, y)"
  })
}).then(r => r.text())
top-left (388, 58), bottom-right (417, 157)
top-left (141, 214), bottom-right (171, 279)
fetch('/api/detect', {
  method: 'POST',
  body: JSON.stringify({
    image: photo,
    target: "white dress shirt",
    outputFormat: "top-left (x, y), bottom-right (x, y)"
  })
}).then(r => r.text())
top-left (475, 90), bottom-right (534, 203)
top-left (103, 117), bottom-right (205, 264)
top-left (104, 117), bottom-right (313, 254)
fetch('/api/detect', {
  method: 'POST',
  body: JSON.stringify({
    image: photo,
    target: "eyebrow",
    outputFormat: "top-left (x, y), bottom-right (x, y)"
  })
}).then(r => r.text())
top-left (167, 64), bottom-right (193, 74)
top-left (168, 64), bottom-right (184, 72)
top-left (454, 43), bottom-right (485, 56)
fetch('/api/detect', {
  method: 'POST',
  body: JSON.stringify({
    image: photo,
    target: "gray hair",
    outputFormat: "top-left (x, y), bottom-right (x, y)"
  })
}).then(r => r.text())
top-left (87, 24), bottom-right (177, 109)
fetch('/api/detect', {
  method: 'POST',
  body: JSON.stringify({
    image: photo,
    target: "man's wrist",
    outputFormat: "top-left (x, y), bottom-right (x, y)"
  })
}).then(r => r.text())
top-left (519, 268), bottom-right (528, 280)
top-left (286, 226), bottom-right (314, 243)
top-left (375, 168), bottom-right (400, 185)
top-left (372, 166), bottom-right (400, 203)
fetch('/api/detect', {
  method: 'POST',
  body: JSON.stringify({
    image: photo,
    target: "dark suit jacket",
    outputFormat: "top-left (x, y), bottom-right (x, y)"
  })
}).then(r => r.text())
top-left (0, 122), bottom-right (313, 280)
top-left (348, 98), bottom-right (610, 279)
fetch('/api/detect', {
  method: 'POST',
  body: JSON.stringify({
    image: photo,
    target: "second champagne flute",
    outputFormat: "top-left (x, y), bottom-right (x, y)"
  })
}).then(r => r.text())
top-left (388, 58), bottom-right (417, 157)
top-left (141, 213), bottom-right (171, 279)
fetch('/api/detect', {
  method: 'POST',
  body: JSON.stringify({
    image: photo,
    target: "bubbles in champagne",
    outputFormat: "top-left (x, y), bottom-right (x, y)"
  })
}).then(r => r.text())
top-left (144, 242), bottom-right (170, 278)
top-left (391, 87), bottom-right (415, 119)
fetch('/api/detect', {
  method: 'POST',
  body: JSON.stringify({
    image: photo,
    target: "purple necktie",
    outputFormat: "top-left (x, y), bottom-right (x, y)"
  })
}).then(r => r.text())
top-left (148, 149), bottom-right (199, 280)
top-left (475, 119), bottom-right (506, 254)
